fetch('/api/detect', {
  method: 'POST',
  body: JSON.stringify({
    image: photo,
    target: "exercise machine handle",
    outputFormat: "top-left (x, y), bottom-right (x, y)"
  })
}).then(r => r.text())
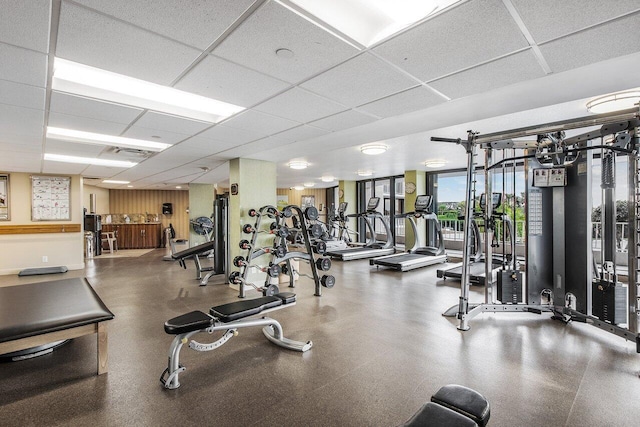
top-left (430, 136), bottom-right (462, 144)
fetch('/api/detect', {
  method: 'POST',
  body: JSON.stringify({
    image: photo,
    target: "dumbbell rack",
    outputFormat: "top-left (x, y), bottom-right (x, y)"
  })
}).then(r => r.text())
top-left (233, 204), bottom-right (334, 298)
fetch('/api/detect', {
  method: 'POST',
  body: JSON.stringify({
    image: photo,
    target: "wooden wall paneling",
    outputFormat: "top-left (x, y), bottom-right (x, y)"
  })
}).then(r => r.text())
top-left (276, 188), bottom-right (327, 220)
top-left (107, 190), bottom-right (189, 244)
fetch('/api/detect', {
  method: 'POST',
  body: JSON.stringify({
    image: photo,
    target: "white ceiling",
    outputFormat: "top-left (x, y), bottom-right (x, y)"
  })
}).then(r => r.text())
top-left (0, 0), bottom-right (639, 190)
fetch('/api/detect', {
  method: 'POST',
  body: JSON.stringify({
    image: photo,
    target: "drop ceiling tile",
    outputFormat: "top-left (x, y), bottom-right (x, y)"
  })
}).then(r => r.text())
top-left (300, 53), bottom-right (417, 107)
top-left (254, 87), bottom-right (347, 123)
top-left (150, 147), bottom-right (209, 164)
top-left (57, 1), bottom-right (200, 85)
top-left (197, 124), bottom-right (263, 146)
top-left (309, 110), bottom-right (378, 132)
top-left (48, 112), bottom-right (129, 135)
top-left (45, 140), bottom-right (106, 157)
top-left (0, 80), bottom-right (46, 110)
top-left (511, 0), bottom-right (640, 43)
top-left (213, 1), bottom-right (358, 84)
top-left (134, 112), bottom-right (211, 135)
top-left (373, 0), bottom-right (528, 82)
top-left (0, 0), bottom-right (50, 53)
top-left (429, 50), bottom-right (546, 100)
top-left (43, 162), bottom-right (88, 175)
top-left (122, 126), bottom-right (188, 145)
top-left (81, 165), bottom-right (132, 176)
top-left (50, 92), bottom-right (143, 124)
top-left (0, 157), bottom-right (41, 172)
top-left (0, 104), bottom-right (44, 137)
top-left (175, 136), bottom-right (240, 156)
top-left (73, 0), bottom-right (255, 49)
top-left (0, 43), bottom-right (48, 87)
top-left (177, 55), bottom-right (290, 108)
top-left (540, 13), bottom-right (640, 73)
top-left (221, 110), bottom-right (300, 136)
top-left (270, 125), bottom-right (330, 144)
top-left (0, 140), bottom-right (42, 153)
top-left (357, 86), bottom-right (445, 118)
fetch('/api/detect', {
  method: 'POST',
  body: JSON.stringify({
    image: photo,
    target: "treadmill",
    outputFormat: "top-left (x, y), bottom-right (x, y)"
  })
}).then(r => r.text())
top-left (327, 197), bottom-right (395, 261)
top-left (437, 193), bottom-right (513, 285)
top-left (370, 195), bottom-right (447, 271)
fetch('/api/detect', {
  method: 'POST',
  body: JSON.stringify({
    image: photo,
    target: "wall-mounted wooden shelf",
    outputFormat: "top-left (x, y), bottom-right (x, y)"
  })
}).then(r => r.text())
top-left (0, 224), bottom-right (82, 235)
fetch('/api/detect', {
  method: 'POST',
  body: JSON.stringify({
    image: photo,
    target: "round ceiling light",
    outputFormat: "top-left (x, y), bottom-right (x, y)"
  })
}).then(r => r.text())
top-left (321, 176), bottom-right (335, 182)
top-left (425, 159), bottom-right (446, 168)
top-left (292, 185), bottom-right (304, 191)
top-left (357, 170), bottom-right (373, 177)
top-left (288, 160), bottom-right (308, 169)
top-left (586, 90), bottom-right (640, 114)
top-left (303, 182), bottom-right (315, 187)
top-left (360, 144), bottom-right (388, 155)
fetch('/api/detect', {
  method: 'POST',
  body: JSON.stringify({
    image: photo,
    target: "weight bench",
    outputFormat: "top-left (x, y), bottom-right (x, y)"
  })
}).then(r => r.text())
top-left (401, 384), bottom-right (490, 427)
top-left (172, 240), bottom-right (216, 283)
top-left (0, 277), bottom-right (114, 375)
top-left (160, 292), bottom-right (311, 389)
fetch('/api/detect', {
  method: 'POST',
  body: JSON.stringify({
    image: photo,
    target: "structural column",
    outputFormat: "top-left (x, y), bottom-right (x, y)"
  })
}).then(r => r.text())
top-left (188, 184), bottom-right (215, 247)
top-left (229, 158), bottom-right (276, 290)
top-left (339, 180), bottom-right (357, 233)
top-left (404, 170), bottom-right (426, 250)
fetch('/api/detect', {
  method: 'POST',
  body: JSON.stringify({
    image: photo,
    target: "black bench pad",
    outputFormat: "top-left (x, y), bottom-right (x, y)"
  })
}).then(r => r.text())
top-left (172, 240), bottom-right (216, 260)
top-left (0, 278), bottom-right (114, 344)
top-left (401, 402), bottom-right (478, 427)
top-left (164, 311), bottom-right (213, 335)
top-left (275, 292), bottom-right (296, 304)
top-left (431, 384), bottom-right (490, 427)
top-left (18, 266), bottom-right (68, 276)
top-left (210, 296), bottom-right (283, 323)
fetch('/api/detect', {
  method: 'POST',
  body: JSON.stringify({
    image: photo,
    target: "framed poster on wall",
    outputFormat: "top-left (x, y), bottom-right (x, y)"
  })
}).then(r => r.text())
top-left (301, 195), bottom-right (315, 210)
top-left (0, 174), bottom-right (9, 220)
top-left (31, 175), bottom-right (71, 221)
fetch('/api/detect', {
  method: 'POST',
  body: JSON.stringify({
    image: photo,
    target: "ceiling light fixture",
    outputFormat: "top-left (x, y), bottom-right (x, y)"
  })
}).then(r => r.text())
top-left (127, 185), bottom-right (133, 188)
top-left (293, 185), bottom-right (305, 191)
top-left (586, 90), bottom-right (640, 114)
top-left (283, 0), bottom-right (461, 47)
top-left (175, 186), bottom-right (182, 189)
top-left (357, 170), bottom-right (373, 177)
top-left (303, 182), bottom-right (315, 187)
top-left (47, 127), bottom-right (171, 152)
top-left (321, 176), bottom-right (335, 182)
top-left (52, 58), bottom-right (245, 123)
top-left (288, 160), bottom-right (309, 169)
top-left (102, 180), bottom-right (130, 184)
top-left (425, 159), bottom-right (446, 168)
top-left (44, 153), bottom-right (138, 168)
top-left (360, 144), bottom-right (388, 155)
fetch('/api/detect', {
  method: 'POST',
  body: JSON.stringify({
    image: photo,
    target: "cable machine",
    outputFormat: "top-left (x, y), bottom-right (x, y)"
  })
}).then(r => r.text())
top-left (432, 106), bottom-right (640, 353)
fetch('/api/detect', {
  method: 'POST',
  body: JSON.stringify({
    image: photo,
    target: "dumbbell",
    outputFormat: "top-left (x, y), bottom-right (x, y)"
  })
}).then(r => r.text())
top-left (314, 241), bottom-right (327, 255)
top-left (315, 257), bottom-right (332, 271)
top-left (320, 275), bottom-right (335, 288)
top-left (264, 263), bottom-right (281, 278)
top-left (229, 271), bottom-right (242, 284)
top-left (262, 283), bottom-right (280, 297)
top-left (248, 208), bottom-right (259, 217)
top-left (272, 244), bottom-right (287, 258)
top-left (242, 224), bottom-right (256, 234)
top-left (308, 223), bottom-right (323, 239)
top-left (304, 206), bottom-right (319, 221)
top-left (239, 239), bottom-right (251, 250)
top-left (233, 255), bottom-right (248, 267)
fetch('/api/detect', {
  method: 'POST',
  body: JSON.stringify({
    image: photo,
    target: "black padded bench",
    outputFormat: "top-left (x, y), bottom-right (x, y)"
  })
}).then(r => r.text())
top-left (172, 240), bottom-right (216, 282)
top-left (402, 384), bottom-right (490, 427)
top-left (0, 277), bottom-right (114, 374)
top-left (161, 292), bottom-right (310, 389)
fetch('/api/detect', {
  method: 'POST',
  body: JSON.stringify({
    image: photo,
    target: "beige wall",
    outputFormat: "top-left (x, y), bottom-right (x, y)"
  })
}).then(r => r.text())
top-left (108, 189), bottom-right (189, 242)
top-left (0, 173), bottom-right (84, 275)
top-left (83, 184), bottom-right (110, 214)
top-left (188, 184), bottom-right (214, 246)
top-left (276, 187), bottom-right (327, 219)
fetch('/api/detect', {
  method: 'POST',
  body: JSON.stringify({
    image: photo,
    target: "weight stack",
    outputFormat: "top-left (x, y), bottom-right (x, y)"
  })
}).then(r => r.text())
top-left (592, 281), bottom-right (627, 325)
top-left (496, 270), bottom-right (523, 304)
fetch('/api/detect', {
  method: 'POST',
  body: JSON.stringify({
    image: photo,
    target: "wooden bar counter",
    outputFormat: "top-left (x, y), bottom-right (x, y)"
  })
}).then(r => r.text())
top-left (101, 223), bottom-right (162, 249)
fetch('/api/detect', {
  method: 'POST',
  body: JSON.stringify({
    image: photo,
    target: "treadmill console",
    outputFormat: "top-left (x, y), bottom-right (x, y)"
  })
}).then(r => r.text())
top-left (479, 192), bottom-right (502, 211)
top-left (366, 197), bottom-right (380, 211)
top-left (414, 195), bottom-right (433, 213)
top-left (338, 202), bottom-right (348, 214)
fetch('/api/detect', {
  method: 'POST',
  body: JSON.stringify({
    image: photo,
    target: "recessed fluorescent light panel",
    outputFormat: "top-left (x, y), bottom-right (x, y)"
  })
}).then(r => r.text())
top-left (284, 0), bottom-right (461, 47)
top-left (102, 180), bottom-right (130, 184)
top-left (47, 127), bottom-right (170, 152)
top-left (288, 161), bottom-right (309, 169)
top-left (44, 153), bottom-right (138, 168)
top-left (52, 58), bottom-right (245, 123)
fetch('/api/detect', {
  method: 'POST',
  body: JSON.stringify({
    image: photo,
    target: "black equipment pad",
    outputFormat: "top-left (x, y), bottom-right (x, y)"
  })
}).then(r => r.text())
top-left (275, 292), bottom-right (296, 304)
top-left (0, 278), bottom-right (114, 344)
top-left (18, 266), bottom-right (68, 276)
top-left (164, 311), bottom-right (213, 335)
top-left (172, 240), bottom-right (216, 260)
top-left (431, 384), bottom-right (490, 427)
top-left (210, 296), bottom-right (283, 323)
top-left (402, 402), bottom-right (477, 427)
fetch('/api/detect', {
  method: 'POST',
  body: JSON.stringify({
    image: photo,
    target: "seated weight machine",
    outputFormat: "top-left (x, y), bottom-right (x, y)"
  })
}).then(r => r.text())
top-left (432, 105), bottom-right (640, 354)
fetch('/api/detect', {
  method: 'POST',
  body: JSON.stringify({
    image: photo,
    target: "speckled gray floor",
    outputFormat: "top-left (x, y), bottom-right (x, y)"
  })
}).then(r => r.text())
top-left (1, 250), bottom-right (639, 426)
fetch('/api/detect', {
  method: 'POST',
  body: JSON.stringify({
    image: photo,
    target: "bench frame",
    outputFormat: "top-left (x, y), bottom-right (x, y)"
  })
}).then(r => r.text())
top-left (0, 321), bottom-right (109, 374)
top-left (160, 304), bottom-right (311, 389)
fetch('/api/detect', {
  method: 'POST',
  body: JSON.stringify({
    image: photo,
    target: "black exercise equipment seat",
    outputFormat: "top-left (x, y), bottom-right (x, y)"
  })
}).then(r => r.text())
top-left (171, 240), bottom-right (216, 260)
top-left (164, 292), bottom-right (297, 334)
top-left (401, 384), bottom-right (490, 427)
top-left (0, 277), bottom-right (114, 343)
